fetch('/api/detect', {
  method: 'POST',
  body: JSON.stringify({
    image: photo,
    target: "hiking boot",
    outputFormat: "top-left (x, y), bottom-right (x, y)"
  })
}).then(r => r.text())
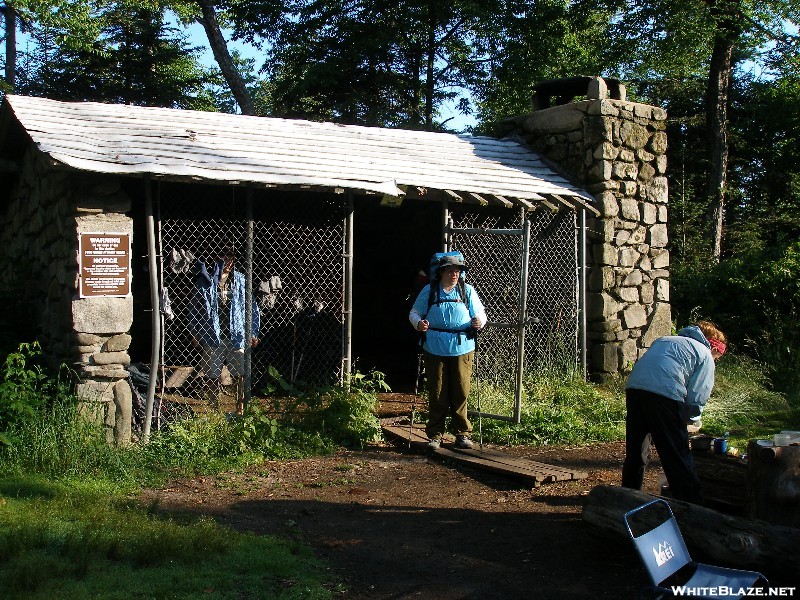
top-left (427, 436), bottom-right (442, 450)
top-left (455, 435), bottom-right (474, 449)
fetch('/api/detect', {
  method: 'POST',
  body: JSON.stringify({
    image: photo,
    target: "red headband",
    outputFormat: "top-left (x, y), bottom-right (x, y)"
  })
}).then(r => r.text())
top-left (708, 338), bottom-right (727, 356)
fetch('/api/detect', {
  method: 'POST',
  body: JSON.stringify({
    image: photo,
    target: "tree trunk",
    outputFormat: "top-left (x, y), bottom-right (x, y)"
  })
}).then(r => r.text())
top-left (582, 485), bottom-right (800, 581)
top-left (705, 33), bottom-right (733, 262)
top-left (195, 0), bottom-right (255, 116)
top-left (704, 0), bottom-right (741, 263)
top-left (3, 3), bottom-right (17, 89)
top-left (424, 1), bottom-right (435, 131)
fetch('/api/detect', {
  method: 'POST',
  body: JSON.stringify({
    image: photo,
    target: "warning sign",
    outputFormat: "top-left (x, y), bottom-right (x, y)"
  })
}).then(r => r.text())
top-left (79, 232), bottom-right (131, 298)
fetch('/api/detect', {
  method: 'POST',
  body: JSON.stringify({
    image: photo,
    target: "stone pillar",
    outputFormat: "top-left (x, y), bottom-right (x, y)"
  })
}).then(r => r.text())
top-left (72, 176), bottom-right (134, 445)
top-left (497, 76), bottom-right (671, 376)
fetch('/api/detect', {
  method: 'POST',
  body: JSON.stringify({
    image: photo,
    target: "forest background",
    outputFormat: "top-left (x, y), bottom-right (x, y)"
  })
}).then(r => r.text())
top-left (2, 0), bottom-right (799, 399)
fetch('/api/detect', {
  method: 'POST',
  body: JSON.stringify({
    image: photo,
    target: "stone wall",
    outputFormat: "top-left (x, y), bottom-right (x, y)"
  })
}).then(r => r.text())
top-left (0, 147), bottom-right (133, 444)
top-left (497, 78), bottom-right (672, 376)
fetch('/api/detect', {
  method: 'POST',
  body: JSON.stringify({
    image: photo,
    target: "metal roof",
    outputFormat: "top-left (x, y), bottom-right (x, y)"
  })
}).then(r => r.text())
top-left (3, 94), bottom-right (596, 213)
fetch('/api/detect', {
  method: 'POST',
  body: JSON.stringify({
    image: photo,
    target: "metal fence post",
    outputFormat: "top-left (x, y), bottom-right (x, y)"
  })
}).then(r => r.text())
top-left (143, 174), bottom-right (160, 440)
top-left (579, 208), bottom-right (588, 377)
top-left (514, 211), bottom-right (531, 423)
top-left (442, 199), bottom-right (450, 251)
top-left (341, 193), bottom-right (354, 385)
top-left (244, 185), bottom-right (253, 410)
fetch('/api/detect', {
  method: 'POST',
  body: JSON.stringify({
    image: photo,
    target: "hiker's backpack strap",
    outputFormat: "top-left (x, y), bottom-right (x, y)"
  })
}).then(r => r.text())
top-left (458, 279), bottom-right (468, 310)
top-left (425, 281), bottom-right (467, 317)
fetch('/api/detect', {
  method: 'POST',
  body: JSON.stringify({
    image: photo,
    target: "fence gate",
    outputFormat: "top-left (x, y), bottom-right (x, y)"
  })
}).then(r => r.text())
top-left (447, 204), bottom-right (578, 422)
top-left (155, 184), bottom-right (344, 421)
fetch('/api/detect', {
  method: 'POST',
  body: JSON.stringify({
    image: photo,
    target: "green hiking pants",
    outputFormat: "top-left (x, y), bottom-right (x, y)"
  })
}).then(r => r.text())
top-left (424, 350), bottom-right (474, 438)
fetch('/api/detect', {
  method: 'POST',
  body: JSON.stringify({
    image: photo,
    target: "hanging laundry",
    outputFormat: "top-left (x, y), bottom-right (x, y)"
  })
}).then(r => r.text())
top-left (257, 275), bottom-right (283, 310)
top-left (160, 286), bottom-right (174, 320)
top-left (166, 247), bottom-right (196, 274)
top-left (259, 293), bottom-right (277, 311)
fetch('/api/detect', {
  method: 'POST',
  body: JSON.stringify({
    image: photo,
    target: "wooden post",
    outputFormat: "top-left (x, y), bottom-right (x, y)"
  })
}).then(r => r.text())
top-left (746, 441), bottom-right (800, 528)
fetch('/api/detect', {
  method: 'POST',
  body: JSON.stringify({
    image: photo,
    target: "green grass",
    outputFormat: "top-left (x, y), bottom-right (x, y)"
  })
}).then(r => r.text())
top-left (0, 397), bottom-right (343, 599)
top-left (0, 345), bottom-right (387, 599)
top-left (462, 353), bottom-right (797, 454)
top-left (474, 364), bottom-right (627, 446)
top-left (0, 477), bottom-right (336, 600)
top-left (700, 353), bottom-right (799, 452)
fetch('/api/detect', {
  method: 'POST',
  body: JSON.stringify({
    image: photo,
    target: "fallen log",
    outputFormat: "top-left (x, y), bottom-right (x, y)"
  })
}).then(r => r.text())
top-left (582, 485), bottom-right (800, 581)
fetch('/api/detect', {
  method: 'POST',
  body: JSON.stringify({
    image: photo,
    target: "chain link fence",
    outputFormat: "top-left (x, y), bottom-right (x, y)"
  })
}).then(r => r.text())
top-left (449, 205), bottom-right (578, 418)
top-left (525, 209), bottom-right (579, 369)
top-left (154, 187), bottom-right (344, 419)
top-left (138, 186), bottom-right (577, 426)
top-left (449, 208), bottom-right (523, 398)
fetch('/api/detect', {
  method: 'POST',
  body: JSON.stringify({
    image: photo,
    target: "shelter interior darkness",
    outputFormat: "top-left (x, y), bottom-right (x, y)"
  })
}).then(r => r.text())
top-left (128, 178), bottom-right (154, 366)
top-left (351, 198), bottom-right (441, 392)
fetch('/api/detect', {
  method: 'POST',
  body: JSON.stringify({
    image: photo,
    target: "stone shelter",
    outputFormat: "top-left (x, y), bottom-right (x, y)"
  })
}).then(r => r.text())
top-left (0, 77), bottom-right (669, 444)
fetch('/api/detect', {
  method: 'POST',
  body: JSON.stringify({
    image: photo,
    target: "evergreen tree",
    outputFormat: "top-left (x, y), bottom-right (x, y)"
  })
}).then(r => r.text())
top-left (227, 0), bottom-right (502, 130)
top-left (10, 1), bottom-right (218, 110)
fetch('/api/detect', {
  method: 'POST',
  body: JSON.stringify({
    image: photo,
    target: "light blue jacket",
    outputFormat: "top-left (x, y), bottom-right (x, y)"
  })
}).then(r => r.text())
top-left (410, 282), bottom-right (486, 357)
top-left (191, 260), bottom-right (260, 349)
top-left (625, 325), bottom-right (715, 418)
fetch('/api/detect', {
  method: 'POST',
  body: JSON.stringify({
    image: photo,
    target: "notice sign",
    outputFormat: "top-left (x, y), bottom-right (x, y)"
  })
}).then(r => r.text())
top-left (79, 232), bottom-right (131, 298)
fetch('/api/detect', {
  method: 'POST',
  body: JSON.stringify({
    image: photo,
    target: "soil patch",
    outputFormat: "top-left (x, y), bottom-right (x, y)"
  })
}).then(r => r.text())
top-left (141, 437), bottom-right (664, 599)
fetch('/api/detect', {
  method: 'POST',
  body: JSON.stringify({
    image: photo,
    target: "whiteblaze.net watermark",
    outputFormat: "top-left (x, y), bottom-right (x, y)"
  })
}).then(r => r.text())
top-left (670, 587), bottom-right (796, 597)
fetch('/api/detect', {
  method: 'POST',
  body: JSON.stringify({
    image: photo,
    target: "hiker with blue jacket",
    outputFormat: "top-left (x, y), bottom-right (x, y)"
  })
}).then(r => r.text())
top-left (622, 320), bottom-right (728, 504)
top-left (409, 253), bottom-right (487, 450)
top-left (191, 247), bottom-right (260, 414)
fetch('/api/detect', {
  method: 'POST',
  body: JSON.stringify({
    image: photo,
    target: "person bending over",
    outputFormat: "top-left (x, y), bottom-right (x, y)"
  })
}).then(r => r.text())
top-left (622, 320), bottom-right (727, 504)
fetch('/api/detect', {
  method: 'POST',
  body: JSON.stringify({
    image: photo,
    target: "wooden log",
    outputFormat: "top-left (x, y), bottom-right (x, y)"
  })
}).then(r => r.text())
top-left (746, 441), bottom-right (800, 528)
top-left (582, 485), bottom-right (800, 580)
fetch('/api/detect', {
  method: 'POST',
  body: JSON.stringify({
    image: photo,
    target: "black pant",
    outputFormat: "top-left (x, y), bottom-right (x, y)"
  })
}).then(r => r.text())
top-left (621, 389), bottom-right (703, 505)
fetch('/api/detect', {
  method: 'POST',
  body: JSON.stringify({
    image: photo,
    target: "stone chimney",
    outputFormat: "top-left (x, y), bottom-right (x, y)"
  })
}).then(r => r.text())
top-left (497, 76), bottom-right (671, 376)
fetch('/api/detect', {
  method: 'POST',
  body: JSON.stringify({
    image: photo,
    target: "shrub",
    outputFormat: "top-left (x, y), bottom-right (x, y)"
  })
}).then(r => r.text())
top-left (0, 342), bottom-right (75, 447)
top-left (671, 242), bottom-right (800, 401)
top-left (266, 368), bottom-right (386, 450)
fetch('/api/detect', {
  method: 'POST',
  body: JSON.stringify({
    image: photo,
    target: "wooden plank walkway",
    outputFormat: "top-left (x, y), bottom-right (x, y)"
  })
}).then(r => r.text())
top-left (381, 420), bottom-right (587, 487)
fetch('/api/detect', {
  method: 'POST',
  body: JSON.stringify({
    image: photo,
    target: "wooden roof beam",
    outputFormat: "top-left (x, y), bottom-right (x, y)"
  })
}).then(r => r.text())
top-left (538, 197), bottom-right (560, 212)
top-left (443, 189), bottom-right (464, 203)
top-left (443, 189), bottom-right (488, 206)
top-left (481, 193), bottom-right (514, 208)
top-left (500, 195), bottom-right (535, 211)
top-left (548, 194), bottom-right (577, 211)
top-left (551, 193), bottom-right (601, 217)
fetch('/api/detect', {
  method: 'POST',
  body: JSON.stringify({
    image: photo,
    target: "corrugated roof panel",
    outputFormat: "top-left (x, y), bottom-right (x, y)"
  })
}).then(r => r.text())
top-left (5, 95), bottom-right (593, 205)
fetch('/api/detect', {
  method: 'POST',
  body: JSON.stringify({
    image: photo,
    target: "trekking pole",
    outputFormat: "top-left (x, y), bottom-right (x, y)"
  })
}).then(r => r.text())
top-left (410, 351), bottom-right (423, 449)
top-left (474, 327), bottom-right (483, 453)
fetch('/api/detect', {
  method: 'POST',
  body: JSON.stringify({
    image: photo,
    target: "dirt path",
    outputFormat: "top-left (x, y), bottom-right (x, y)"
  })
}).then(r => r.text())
top-left (141, 440), bottom-right (664, 599)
